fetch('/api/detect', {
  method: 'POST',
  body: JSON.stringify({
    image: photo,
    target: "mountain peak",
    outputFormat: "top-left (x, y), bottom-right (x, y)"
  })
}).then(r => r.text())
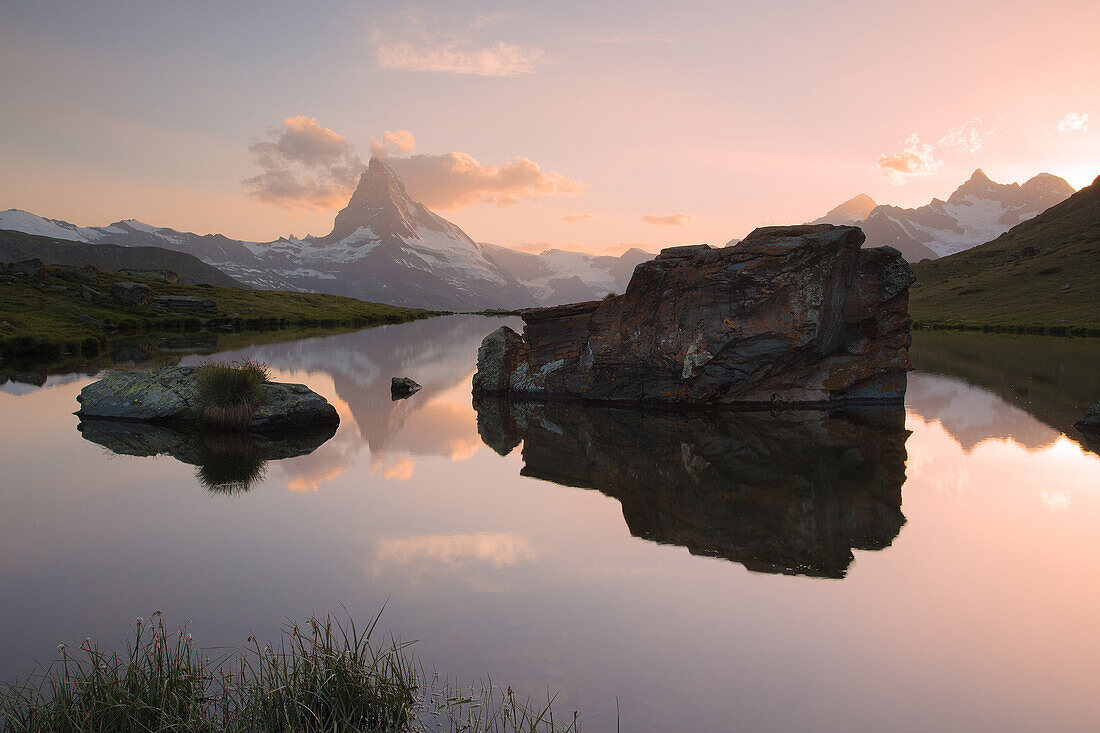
top-left (947, 168), bottom-right (1007, 203)
top-left (1022, 172), bottom-right (1075, 197)
top-left (809, 193), bottom-right (877, 225)
top-left (321, 157), bottom-right (419, 243)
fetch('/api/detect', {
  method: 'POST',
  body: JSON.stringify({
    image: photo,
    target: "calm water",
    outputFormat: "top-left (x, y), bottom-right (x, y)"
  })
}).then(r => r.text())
top-left (2, 316), bottom-right (1099, 732)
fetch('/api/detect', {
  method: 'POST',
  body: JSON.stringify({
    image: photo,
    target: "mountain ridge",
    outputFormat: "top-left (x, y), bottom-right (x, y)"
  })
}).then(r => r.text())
top-left (811, 170), bottom-right (1075, 262)
top-left (909, 174), bottom-right (1100, 330)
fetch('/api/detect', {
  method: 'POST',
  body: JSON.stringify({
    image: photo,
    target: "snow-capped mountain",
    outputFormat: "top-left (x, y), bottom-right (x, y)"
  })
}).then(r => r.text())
top-left (811, 170), bottom-right (1075, 262)
top-left (0, 158), bottom-right (660, 309)
top-left (480, 243), bottom-right (653, 306)
top-left (0, 158), bottom-right (536, 309)
top-left (243, 158), bottom-right (534, 309)
top-left (809, 194), bottom-right (877, 225)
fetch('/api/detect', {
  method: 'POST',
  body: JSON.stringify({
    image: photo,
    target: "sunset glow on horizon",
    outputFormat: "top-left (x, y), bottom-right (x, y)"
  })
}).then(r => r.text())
top-left (1, 0), bottom-right (1097, 254)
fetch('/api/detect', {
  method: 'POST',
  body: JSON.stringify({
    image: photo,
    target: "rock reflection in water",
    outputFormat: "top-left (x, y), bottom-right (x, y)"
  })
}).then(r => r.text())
top-left (77, 420), bottom-right (338, 494)
top-left (475, 398), bottom-right (909, 578)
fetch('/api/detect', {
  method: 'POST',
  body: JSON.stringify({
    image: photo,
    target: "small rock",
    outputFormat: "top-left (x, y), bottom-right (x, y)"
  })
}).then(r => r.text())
top-left (391, 376), bottom-right (421, 399)
top-left (1075, 402), bottom-right (1100, 434)
top-left (81, 285), bottom-right (105, 303)
top-left (77, 313), bottom-right (101, 328)
top-left (74, 265), bottom-right (99, 284)
top-left (110, 281), bottom-right (152, 306)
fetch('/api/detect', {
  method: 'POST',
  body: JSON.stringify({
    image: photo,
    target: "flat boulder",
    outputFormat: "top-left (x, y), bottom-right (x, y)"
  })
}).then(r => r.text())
top-left (152, 295), bottom-right (217, 313)
top-left (472, 225), bottom-right (914, 406)
top-left (76, 365), bottom-right (339, 432)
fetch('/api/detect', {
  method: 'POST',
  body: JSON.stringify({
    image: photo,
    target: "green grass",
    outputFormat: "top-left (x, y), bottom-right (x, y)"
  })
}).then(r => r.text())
top-left (909, 176), bottom-right (1100, 332)
top-left (0, 265), bottom-right (446, 360)
top-left (0, 612), bottom-right (582, 733)
top-left (193, 360), bottom-right (272, 429)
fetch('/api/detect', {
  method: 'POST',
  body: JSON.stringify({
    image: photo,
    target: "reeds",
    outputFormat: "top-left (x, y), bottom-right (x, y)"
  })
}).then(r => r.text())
top-left (0, 612), bottom-right (582, 732)
top-left (194, 359), bottom-right (270, 429)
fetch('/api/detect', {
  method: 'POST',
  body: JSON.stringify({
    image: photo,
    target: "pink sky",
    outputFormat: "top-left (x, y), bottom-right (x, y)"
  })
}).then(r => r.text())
top-left (1, 1), bottom-right (1097, 253)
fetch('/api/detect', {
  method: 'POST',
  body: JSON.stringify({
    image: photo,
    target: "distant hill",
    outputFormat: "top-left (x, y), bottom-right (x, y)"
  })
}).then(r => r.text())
top-left (480, 243), bottom-right (653, 306)
top-left (0, 229), bottom-right (244, 288)
top-left (811, 170), bottom-right (1075, 262)
top-left (909, 174), bottom-right (1100, 331)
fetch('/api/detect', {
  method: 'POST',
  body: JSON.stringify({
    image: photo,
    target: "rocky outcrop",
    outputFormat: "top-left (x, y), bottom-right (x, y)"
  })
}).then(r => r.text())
top-left (76, 366), bottom-right (339, 432)
top-left (473, 225), bottom-right (914, 406)
top-left (474, 397), bottom-right (908, 578)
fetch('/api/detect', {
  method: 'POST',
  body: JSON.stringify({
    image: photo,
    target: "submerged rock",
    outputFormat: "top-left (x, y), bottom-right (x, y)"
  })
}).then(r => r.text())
top-left (473, 225), bottom-right (914, 406)
top-left (1075, 402), bottom-right (1100, 433)
top-left (75, 366), bottom-right (339, 432)
top-left (474, 397), bottom-right (908, 578)
top-left (390, 376), bottom-right (421, 399)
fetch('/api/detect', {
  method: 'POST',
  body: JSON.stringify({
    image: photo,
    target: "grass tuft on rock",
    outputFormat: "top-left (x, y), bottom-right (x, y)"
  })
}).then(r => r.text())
top-left (194, 360), bottom-right (270, 428)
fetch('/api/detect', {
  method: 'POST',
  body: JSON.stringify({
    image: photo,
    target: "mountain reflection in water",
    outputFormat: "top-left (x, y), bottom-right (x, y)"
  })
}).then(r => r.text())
top-left (475, 398), bottom-right (909, 578)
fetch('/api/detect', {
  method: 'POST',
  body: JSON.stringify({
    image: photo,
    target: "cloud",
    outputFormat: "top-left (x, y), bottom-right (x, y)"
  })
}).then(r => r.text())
top-left (373, 12), bottom-right (543, 76)
top-left (369, 129), bottom-right (416, 158)
top-left (374, 532), bottom-right (535, 570)
top-left (389, 153), bottom-right (588, 209)
top-left (940, 117), bottom-right (995, 154)
top-left (560, 213), bottom-right (593, 223)
top-left (244, 116), bottom-right (363, 209)
top-left (641, 213), bottom-right (692, 226)
top-left (1057, 112), bottom-right (1089, 133)
top-left (247, 118), bottom-right (585, 211)
top-left (877, 134), bottom-right (943, 184)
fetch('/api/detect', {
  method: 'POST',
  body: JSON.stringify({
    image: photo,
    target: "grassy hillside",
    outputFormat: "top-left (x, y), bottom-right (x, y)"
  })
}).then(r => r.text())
top-left (0, 228), bottom-right (244, 288)
top-left (0, 264), bottom-right (442, 360)
top-left (909, 175), bottom-right (1100, 333)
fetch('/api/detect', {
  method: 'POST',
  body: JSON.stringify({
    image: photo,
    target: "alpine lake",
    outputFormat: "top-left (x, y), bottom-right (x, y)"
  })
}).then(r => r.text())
top-left (1, 315), bottom-right (1098, 732)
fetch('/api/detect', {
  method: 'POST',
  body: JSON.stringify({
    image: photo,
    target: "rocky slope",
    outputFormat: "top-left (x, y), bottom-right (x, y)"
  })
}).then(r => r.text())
top-left (909, 174), bottom-right (1100, 329)
top-left (812, 170), bottom-right (1075, 262)
top-left (474, 224), bottom-right (914, 405)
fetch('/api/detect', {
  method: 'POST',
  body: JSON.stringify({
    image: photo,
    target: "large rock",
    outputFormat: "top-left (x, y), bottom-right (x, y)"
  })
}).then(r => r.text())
top-left (76, 366), bottom-right (339, 432)
top-left (474, 397), bottom-right (908, 578)
top-left (473, 225), bottom-right (914, 406)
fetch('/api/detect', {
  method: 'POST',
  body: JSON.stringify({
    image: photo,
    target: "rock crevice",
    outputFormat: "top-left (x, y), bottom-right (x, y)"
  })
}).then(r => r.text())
top-left (473, 225), bottom-right (914, 406)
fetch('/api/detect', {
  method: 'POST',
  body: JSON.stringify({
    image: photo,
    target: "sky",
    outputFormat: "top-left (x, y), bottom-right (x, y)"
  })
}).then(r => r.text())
top-left (1, 0), bottom-right (1098, 254)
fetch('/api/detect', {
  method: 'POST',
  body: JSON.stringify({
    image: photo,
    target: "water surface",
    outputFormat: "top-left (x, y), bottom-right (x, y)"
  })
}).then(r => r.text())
top-left (1, 317), bottom-right (1098, 732)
